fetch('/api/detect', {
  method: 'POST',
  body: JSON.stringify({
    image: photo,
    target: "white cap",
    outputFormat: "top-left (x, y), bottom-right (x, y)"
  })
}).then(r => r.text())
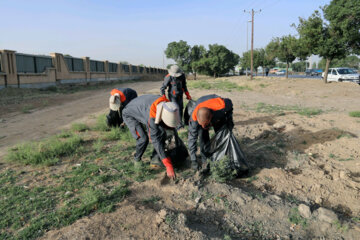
top-left (155, 102), bottom-right (180, 128)
top-left (109, 94), bottom-right (121, 111)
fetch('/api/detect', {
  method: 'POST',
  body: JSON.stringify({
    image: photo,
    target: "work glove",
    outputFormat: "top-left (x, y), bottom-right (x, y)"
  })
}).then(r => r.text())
top-left (162, 157), bottom-right (176, 179)
top-left (185, 92), bottom-right (192, 100)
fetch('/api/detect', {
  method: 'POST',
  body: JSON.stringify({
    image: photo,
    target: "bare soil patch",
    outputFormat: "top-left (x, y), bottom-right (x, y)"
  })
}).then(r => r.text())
top-left (1, 76), bottom-right (360, 239)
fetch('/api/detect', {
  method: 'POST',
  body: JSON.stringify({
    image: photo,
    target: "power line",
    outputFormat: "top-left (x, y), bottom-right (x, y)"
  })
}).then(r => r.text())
top-left (244, 8), bottom-right (261, 80)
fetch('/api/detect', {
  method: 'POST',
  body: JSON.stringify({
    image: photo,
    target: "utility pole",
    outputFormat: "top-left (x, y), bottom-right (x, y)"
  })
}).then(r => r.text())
top-left (246, 20), bottom-right (251, 76)
top-left (244, 9), bottom-right (261, 80)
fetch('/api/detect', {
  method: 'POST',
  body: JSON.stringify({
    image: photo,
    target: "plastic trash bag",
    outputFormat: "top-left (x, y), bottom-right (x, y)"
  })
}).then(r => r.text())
top-left (151, 130), bottom-right (189, 168)
top-left (208, 126), bottom-right (249, 172)
top-left (106, 110), bottom-right (123, 128)
top-left (184, 100), bottom-right (197, 126)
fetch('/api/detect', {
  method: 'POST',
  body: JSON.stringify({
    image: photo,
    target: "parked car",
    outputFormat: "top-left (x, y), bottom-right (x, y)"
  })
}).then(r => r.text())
top-left (322, 67), bottom-right (360, 84)
top-left (269, 69), bottom-right (279, 74)
top-left (305, 69), bottom-right (321, 76)
top-left (275, 70), bottom-right (286, 75)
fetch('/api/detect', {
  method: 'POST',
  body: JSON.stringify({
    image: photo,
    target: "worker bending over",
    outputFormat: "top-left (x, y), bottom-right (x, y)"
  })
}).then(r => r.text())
top-left (188, 94), bottom-right (234, 170)
top-left (107, 88), bottom-right (138, 127)
top-left (122, 95), bottom-right (180, 179)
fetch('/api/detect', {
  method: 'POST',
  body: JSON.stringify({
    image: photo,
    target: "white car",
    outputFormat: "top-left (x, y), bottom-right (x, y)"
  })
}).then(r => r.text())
top-left (322, 68), bottom-right (360, 84)
top-left (275, 70), bottom-right (286, 75)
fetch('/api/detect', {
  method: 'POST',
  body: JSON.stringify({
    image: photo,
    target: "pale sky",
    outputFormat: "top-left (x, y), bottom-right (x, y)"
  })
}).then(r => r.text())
top-left (1, 0), bottom-right (330, 67)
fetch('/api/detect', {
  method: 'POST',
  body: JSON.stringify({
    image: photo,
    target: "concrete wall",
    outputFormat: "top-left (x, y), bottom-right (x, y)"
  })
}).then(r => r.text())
top-left (0, 50), bottom-right (167, 89)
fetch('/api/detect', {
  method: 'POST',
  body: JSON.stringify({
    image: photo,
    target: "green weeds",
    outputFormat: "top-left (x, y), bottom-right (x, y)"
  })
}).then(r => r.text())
top-left (93, 114), bottom-right (110, 132)
top-left (71, 123), bottom-right (90, 132)
top-left (188, 80), bottom-right (252, 92)
top-left (209, 156), bottom-right (237, 183)
top-left (255, 102), bottom-right (322, 117)
top-left (288, 207), bottom-right (307, 227)
top-left (6, 134), bottom-right (83, 166)
top-left (21, 104), bottom-right (35, 113)
top-left (349, 111), bottom-right (360, 118)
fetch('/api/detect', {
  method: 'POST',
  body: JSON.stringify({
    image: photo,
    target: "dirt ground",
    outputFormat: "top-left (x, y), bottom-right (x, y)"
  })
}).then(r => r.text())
top-left (1, 76), bottom-right (360, 239)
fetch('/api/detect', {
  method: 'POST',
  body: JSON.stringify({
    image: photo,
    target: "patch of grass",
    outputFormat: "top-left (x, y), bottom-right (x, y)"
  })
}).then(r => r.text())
top-left (56, 130), bottom-right (73, 138)
top-left (259, 83), bottom-right (268, 88)
top-left (6, 134), bottom-right (84, 166)
top-left (247, 175), bottom-right (259, 183)
top-left (349, 111), bottom-right (360, 118)
top-left (93, 114), bottom-right (110, 132)
top-left (71, 123), bottom-right (90, 132)
top-left (209, 156), bottom-right (237, 183)
top-left (297, 108), bottom-right (323, 117)
top-left (288, 207), bottom-right (307, 227)
top-left (21, 104), bottom-right (35, 113)
top-left (103, 127), bottom-right (135, 142)
top-left (333, 220), bottom-right (349, 233)
top-left (255, 102), bottom-right (323, 117)
top-left (165, 212), bottom-right (178, 227)
top-left (92, 139), bottom-right (105, 153)
top-left (336, 132), bottom-right (354, 139)
top-left (188, 80), bottom-right (252, 92)
top-left (141, 195), bottom-right (161, 204)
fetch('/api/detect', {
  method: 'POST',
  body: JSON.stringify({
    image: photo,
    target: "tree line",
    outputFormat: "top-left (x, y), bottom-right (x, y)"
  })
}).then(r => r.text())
top-left (165, 0), bottom-right (359, 83)
top-left (165, 41), bottom-right (239, 79)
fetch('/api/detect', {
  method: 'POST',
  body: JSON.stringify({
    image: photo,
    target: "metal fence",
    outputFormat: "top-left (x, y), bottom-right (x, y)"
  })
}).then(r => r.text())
top-left (122, 64), bottom-right (130, 73)
top-left (90, 60), bottom-right (105, 72)
top-left (64, 57), bottom-right (84, 72)
top-left (108, 62), bottom-right (117, 72)
top-left (16, 53), bottom-right (53, 73)
top-left (131, 65), bottom-right (138, 73)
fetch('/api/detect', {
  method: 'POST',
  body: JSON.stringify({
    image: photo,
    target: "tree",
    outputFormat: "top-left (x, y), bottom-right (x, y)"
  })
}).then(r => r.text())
top-left (324, 0), bottom-right (360, 55)
top-left (318, 55), bottom-right (360, 70)
top-left (190, 45), bottom-right (206, 80)
top-left (197, 44), bottom-right (239, 78)
top-left (165, 40), bottom-right (191, 72)
top-left (312, 62), bottom-right (317, 69)
top-left (292, 61), bottom-right (307, 72)
top-left (295, 10), bottom-right (348, 83)
top-left (266, 36), bottom-right (297, 78)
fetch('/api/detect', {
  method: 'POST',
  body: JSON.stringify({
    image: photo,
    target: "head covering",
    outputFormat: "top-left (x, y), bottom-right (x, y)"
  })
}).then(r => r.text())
top-left (168, 65), bottom-right (183, 77)
top-left (109, 93), bottom-right (121, 111)
top-left (155, 102), bottom-right (180, 128)
top-left (197, 107), bottom-right (213, 129)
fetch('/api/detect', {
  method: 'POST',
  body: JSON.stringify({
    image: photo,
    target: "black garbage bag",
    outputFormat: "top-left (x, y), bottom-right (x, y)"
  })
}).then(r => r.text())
top-left (151, 131), bottom-right (189, 168)
top-left (208, 126), bottom-right (249, 173)
top-left (106, 110), bottom-right (123, 128)
top-left (184, 100), bottom-right (197, 126)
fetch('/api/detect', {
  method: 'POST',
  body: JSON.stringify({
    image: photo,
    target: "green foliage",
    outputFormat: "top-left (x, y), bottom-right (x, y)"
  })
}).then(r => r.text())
top-left (349, 111), bottom-right (360, 118)
top-left (93, 114), bottom-right (110, 131)
top-left (266, 35), bottom-right (298, 78)
top-left (92, 139), bottom-right (105, 153)
top-left (292, 61), bottom-right (307, 72)
top-left (288, 207), bottom-right (307, 227)
top-left (6, 134), bottom-right (83, 166)
top-left (324, 0), bottom-right (360, 55)
top-left (240, 48), bottom-right (275, 72)
top-left (188, 80), bottom-right (252, 92)
top-left (103, 127), bottom-right (135, 143)
top-left (198, 44), bottom-right (240, 77)
top-left (209, 156), bottom-right (237, 183)
top-left (318, 56), bottom-right (360, 70)
top-left (21, 104), bottom-right (35, 113)
top-left (255, 102), bottom-right (322, 117)
top-left (165, 40), bottom-right (192, 73)
top-left (141, 196), bottom-right (161, 204)
top-left (71, 123), bottom-right (90, 132)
